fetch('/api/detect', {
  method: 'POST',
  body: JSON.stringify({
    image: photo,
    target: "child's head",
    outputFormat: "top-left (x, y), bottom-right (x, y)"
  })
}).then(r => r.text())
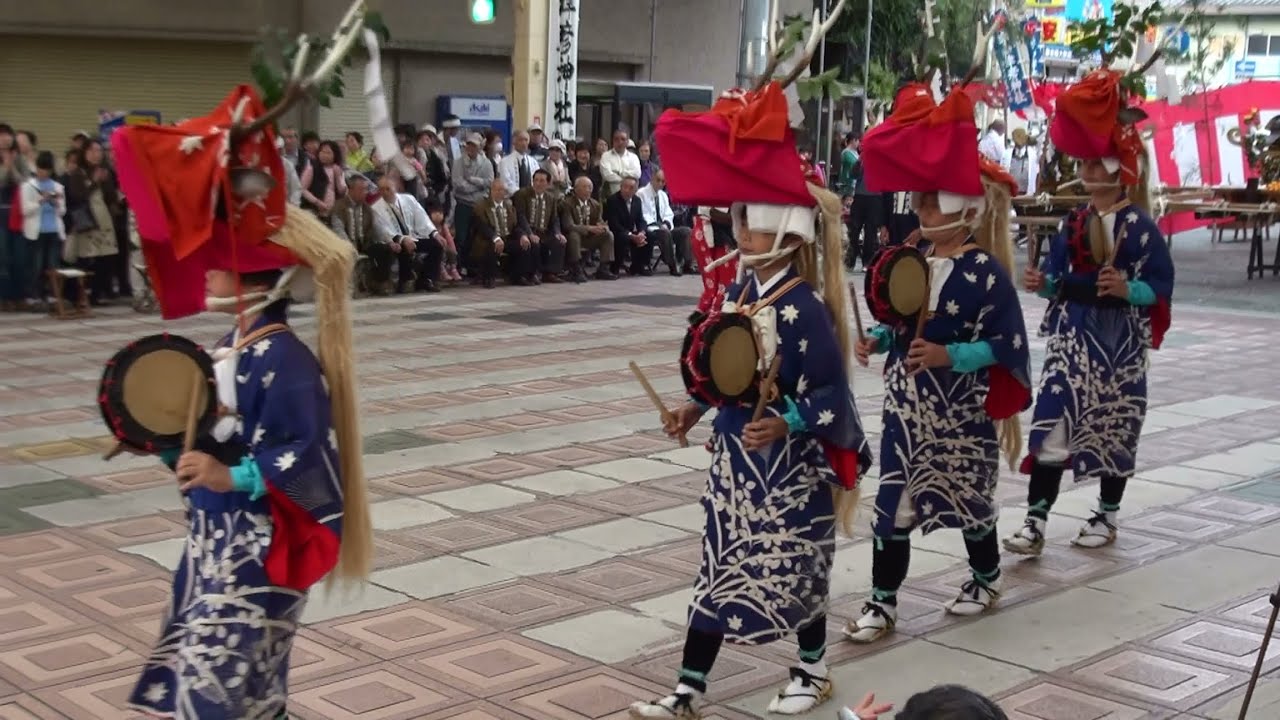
top-left (35, 150), bottom-right (55, 178)
top-left (205, 268), bottom-right (283, 310)
top-left (897, 685), bottom-right (1007, 720)
top-left (426, 200), bottom-right (445, 226)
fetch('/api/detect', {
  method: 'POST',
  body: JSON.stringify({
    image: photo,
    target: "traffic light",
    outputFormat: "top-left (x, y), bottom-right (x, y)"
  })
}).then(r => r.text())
top-left (470, 0), bottom-right (496, 24)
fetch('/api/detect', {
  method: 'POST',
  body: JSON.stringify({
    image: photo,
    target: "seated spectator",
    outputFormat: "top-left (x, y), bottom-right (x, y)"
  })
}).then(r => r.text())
top-left (470, 178), bottom-right (523, 289)
top-left (604, 176), bottom-right (651, 276)
top-left (637, 169), bottom-right (693, 276)
top-left (568, 143), bottom-right (603, 201)
top-left (427, 200), bottom-right (461, 283)
top-left (514, 169), bottom-right (565, 284)
top-left (561, 176), bottom-right (616, 283)
top-left (542, 140), bottom-right (570, 194)
top-left (300, 140), bottom-right (346, 221)
top-left (329, 173), bottom-right (388, 294)
top-left (18, 151), bottom-right (65, 307)
top-left (371, 174), bottom-right (443, 294)
top-left (345, 131), bottom-right (375, 173)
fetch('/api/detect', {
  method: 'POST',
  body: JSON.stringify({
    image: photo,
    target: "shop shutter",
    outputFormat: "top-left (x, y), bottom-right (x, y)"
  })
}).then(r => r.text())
top-left (316, 61), bottom-right (396, 150)
top-left (0, 37), bottom-right (252, 158)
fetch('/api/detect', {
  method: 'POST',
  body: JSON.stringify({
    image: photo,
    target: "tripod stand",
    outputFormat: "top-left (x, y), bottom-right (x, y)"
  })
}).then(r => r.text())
top-left (1239, 581), bottom-right (1280, 720)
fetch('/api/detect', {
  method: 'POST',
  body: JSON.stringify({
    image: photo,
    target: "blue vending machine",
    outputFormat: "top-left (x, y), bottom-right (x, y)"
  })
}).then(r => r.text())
top-left (436, 94), bottom-right (513, 147)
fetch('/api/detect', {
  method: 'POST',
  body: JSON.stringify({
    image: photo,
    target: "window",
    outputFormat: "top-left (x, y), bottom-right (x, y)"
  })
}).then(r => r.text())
top-left (1246, 34), bottom-right (1274, 56)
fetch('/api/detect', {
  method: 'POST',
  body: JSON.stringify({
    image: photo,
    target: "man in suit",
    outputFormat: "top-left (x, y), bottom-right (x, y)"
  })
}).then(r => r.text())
top-left (561, 176), bottom-right (617, 283)
top-left (514, 169), bottom-right (566, 284)
top-left (604, 176), bottom-right (651, 276)
top-left (471, 178), bottom-right (528, 288)
top-left (371, 174), bottom-right (443, 293)
top-left (329, 173), bottom-right (390, 293)
top-left (636, 169), bottom-right (693, 276)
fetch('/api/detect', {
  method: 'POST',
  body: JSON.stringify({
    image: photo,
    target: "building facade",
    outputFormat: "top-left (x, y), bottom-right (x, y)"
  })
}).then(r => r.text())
top-left (0, 0), bottom-right (778, 151)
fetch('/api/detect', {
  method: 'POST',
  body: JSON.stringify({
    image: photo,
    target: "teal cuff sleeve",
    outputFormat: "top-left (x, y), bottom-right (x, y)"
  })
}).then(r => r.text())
top-left (945, 340), bottom-right (997, 373)
top-left (158, 448), bottom-right (180, 466)
top-left (782, 396), bottom-right (807, 433)
top-left (1037, 274), bottom-right (1059, 298)
top-left (868, 325), bottom-right (893, 353)
top-left (1126, 279), bottom-right (1157, 306)
top-left (230, 456), bottom-right (267, 501)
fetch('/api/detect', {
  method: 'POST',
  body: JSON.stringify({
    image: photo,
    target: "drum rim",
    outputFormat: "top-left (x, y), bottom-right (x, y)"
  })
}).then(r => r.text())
top-left (868, 245), bottom-right (929, 325)
top-left (98, 333), bottom-right (218, 452)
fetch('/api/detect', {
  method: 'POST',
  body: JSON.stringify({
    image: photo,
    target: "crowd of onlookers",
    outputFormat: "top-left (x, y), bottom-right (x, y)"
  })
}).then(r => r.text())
top-left (0, 125), bottom-right (136, 313)
top-left (283, 118), bottom-right (695, 293)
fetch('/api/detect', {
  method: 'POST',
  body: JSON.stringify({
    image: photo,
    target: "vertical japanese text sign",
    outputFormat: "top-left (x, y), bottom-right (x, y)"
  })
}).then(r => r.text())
top-left (546, 0), bottom-right (580, 141)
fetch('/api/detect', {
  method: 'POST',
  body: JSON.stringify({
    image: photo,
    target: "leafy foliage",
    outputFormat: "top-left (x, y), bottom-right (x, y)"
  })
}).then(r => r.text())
top-left (248, 11), bottom-right (390, 110)
top-left (1174, 0), bottom-right (1237, 93)
top-left (1068, 1), bottom-right (1165, 96)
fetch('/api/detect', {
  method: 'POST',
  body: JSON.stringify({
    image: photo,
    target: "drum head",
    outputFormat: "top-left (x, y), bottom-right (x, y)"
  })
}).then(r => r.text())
top-left (99, 334), bottom-right (216, 452)
top-left (887, 251), bottom-right (929, 318)
top-left (705, 321), bottom-right (759, 400)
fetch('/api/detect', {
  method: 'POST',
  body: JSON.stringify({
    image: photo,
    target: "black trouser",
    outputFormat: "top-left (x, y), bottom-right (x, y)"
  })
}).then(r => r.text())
top-left (113, 214), bottom-right (132, 296)
top-left (648, 226), bottom-right (693, 271)
top-left (1027, 459), bottom-right (1130, 520)
top-left (507, 236), bottom-right (541, 280)
top-left (676, 616), bottom-right (827, 693)
top-left (534, 231), bottom-right (567, 274)
top-left (613, 232), bottom-right (655, 274)
top-left (883, 213), bottom-right (920, 247)
top-left (361, 241), bottom-right (395, 286)
top-left (870, 526), bottom-right (1001, 606)
top-left (847, 194), bottom-right (883, 268)
top-left (454, 203), bottom-right (475, 274)
top-left (411, 235), bottom-right (443, 288)
top-left (77, 255), bottom-right (114, 304)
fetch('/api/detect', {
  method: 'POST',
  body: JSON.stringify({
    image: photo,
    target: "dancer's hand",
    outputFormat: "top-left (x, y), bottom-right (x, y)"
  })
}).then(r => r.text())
top-left (664, 402), bottom-right (704, 438)
top-left (1023, 266), bottom-right (1045, 293)
top-left (1096, 266), bottom-right (1128, 299)
top-left (854, 336), bottom-right (876, 367)
top-left (742, 416), bottom-right (787, 451)
top-left (907, 339), bottom-right (950, 375)
top-left (850, 692), bottom-right (894, 720)
top-left (176, 451), bottom-right (233, 493)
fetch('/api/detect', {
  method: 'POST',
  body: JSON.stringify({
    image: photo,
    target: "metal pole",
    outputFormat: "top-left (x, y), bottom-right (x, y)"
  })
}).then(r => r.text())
top-left (862, 0), bottom-right (872, 98)
top-left (819, 0), bottom-right (829, 168)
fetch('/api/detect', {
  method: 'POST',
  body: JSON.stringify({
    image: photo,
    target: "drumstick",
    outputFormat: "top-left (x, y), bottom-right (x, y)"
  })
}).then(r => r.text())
top-left (1027, 228), bottom-right (1041, 269)
top-left (629, 361), bottom-right (688, 448)
top-left (848, 285), bottom-right (866, 343)
top-left (913, 270), bottom-right (931, 342)
top-left (751, 354), bottom-right (784, 423)
top-left (181, 370), bottom-right (204, 454)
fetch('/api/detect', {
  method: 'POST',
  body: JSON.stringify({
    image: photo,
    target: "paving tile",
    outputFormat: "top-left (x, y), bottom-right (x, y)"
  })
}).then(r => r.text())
top-left (289, 665), bottom-right (464, 719)
top-left (1147, 620), bottom-right (1280, 672)
top-left (0, 531), bottom-right (88, 566)
top-left (555, 518), bottom-right (692, 554)
top-left (425, 485), bottom-right (536, 513)
top-left (492, 500), bottom-right (614, 534)
top-left (116, 538), bottom-right (184, 570)
top-left (569, 486), bottom-right (686, 515)
top-left (1066, 649), bottom-right (1243, 710)
top-left (400, 517), bottom-right (528, 553)
top-left (370, 497), bottom-right (455, 531)
top-left (449, 458), bottom-right (550, 482)
top-left (641, 471), bottom-right (708, 499)
top-left (0, 694), bottom-right (72, 719)
top-left (440, 579), bottom-right (599, 630)
top-left (371, 469), bottom-right (470, 495)
top-left (301, 582), bottom-right (412, 625)
top-left (417, 422), bottom-right (504, 443)
top-left (594, 434), bottom-right (683, 457)
top-left (1192, 677), bottom-right (1280, 720)
top-left (0, 601), bottom-right (91, 646)
top-left (1180, 495), bottom-right (1280, 524)
top-left (495, 667), bottom-right (669, 720)
top-left (576, 458), bottom-right (687, 483)
top-left (0, 631), bottom-right (142, 690)
top-left (627, 646), bottom-right (788, 704)
top-left (996, 681), bottom-right (1155, 720)
top-left (731, 639), bottom-right (1035, 718)
top-left (371, 556), bottom-right (517, 600)
top-left (930, 587), bottom-right (1191, 672)
top-left (463, 537), bottom-right (615, 576)
top-left (402, 634), bottom-right (593, 697)
top-left (1092, 545), bottom-right (1280, 614)
top-left (12, 552), bottom-right (150, 593)
top-left (501, 469), bottom-right (622, 497)
top-left (522, 610), bottom-right (681, 664)
top-left (1182, 453), bottom-right (1279, 478)
top-left (1124, 511), bottom-right (1239, 542)
top-left (542, 559), bottom-right (689, 604)
top-left (0, 479), bottom-right (99, 509)
top-left (316, 602), bottom-right (488, 660)
top-left (646, 446), bottom-right (713, 471)
top-left (62, 579), bottom-right (173, 623)
top-left (638, 504), bottom-right (705, 534)
top-left (77, 467), bottom-right (174, 493)
top-left (1137, 465), bottom-right (1249, 492)
top-left (75, 515), bottom-right (187, 547)
top-left (521, 445), bottom-right (625, 469)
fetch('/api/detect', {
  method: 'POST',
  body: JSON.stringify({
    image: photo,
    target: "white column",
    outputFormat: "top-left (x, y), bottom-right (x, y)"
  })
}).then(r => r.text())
top-left (514, 0), bottom-right (552, 131)
top-left (544, 0), bottom-right (581, 141)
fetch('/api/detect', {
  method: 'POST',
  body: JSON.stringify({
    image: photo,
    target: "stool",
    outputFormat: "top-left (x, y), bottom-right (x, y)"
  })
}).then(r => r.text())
top-left (47, 268), bottom-right (92, 319)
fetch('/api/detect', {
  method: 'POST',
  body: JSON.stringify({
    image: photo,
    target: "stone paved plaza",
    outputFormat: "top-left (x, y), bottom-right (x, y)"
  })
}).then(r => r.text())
top-left (2, 260), bottom-right (1280, 719)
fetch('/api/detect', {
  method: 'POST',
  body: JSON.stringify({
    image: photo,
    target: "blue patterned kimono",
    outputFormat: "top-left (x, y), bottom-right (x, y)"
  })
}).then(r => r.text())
top-left (689, 266), bottom-right (872, 645)
top-left (130, 306), bottom-right (345, 720)
top-left (1028, 202), bottom-right (1174, 480)
top-left (873, 245), bottom-right (1032, 538)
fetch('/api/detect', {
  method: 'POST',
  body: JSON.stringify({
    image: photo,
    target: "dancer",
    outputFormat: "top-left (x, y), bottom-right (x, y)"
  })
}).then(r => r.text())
top-left (1003, 68), bottom-right (1173, 556)
top-left (844, 84), bottom-right (1032, 644)
top-left (630, 75), bottom-right (871, 718)
top-left (110, 84), bottom-right (371, 718)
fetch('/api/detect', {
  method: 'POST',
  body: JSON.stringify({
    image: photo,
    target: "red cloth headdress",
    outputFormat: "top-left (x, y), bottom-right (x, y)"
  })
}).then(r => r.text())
top-left (1048, 69), bottom-right (1144, 186)
top-left (112, 85), bottom-right (298, 319)
top-left (860, 86), bottom-right (984, 197)
top-left (655, 82), bottom-right (813, 209)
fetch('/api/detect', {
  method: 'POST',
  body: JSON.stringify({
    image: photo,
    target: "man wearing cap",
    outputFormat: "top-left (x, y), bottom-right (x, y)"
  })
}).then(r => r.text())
top-left (440, 116), bottom-right (463, 168)
top-left (452, 132), bottom-right (494, 277)
top-left (542, 139), bottom-right (571, 194)
top-left (561, 175), bottom-right (617, 282)
top-left (499, 130), bottom-right (542, 195)
top-left (527, 123), bottom-right (548, 162)
top-left (417, 124), bottom-right (450, 210)
top-left (330, 173), bottom-right (387, 293)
